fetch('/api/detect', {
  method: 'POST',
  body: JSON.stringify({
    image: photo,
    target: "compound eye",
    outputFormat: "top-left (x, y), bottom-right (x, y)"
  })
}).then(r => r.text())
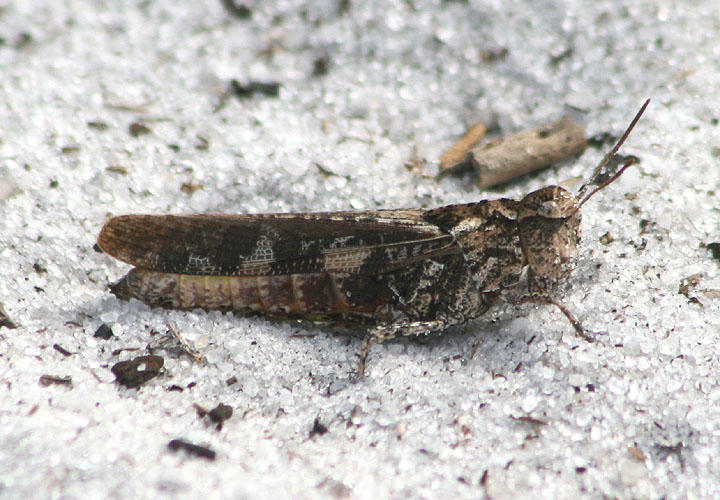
top-left (537, 200), bottom-right (559, 217)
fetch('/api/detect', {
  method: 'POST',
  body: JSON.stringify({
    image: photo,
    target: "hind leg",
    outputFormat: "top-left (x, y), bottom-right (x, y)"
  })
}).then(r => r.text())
top-left (357, 319), bottom-right (453, 377)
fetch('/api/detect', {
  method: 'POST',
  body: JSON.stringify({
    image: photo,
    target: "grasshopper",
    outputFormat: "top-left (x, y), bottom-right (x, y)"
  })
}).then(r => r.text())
top-left (98, 100), bottom-right (649, 376)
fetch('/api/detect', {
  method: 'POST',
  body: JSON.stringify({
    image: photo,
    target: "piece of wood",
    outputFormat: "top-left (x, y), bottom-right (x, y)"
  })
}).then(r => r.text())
top-left (439, 123), bottom-right (487, 170)
top-left (468, 117), bottom-right (586, 188)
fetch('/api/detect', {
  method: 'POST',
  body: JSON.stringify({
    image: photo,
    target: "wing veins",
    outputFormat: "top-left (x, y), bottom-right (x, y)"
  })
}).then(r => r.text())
top-left (98, 212), bottom-right (455, 276)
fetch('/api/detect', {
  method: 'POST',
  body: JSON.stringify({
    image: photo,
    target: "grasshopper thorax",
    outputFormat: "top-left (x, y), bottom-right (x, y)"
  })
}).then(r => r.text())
top-left (517, 185), bottom-right (581, 290)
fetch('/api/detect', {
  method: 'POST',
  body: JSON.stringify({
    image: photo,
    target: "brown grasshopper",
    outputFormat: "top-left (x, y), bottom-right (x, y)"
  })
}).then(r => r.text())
top-left (98, 100), bottom-right (649, 376)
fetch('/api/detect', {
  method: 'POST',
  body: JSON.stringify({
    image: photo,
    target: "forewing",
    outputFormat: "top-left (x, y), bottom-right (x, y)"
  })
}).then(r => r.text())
top-left (97, 210), bottom-right (459, 276)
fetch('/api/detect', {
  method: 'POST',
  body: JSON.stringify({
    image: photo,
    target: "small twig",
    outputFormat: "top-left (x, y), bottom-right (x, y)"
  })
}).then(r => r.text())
top-left (439, 123), bottom-right (487, 171)
top-left (167, 322), bottom-right (205, 362)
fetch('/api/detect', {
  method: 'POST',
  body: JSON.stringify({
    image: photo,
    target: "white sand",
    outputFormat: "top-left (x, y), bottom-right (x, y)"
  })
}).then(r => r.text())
top-left (2, 1), bottom-right (720, 498)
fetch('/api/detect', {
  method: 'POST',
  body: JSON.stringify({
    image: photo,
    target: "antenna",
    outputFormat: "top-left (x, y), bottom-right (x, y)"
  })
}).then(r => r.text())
top-left (575, 98), bottom-right (650, 210)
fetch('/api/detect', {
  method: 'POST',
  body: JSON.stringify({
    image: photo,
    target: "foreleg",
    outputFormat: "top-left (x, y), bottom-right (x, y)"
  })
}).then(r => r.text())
top-left (516, 293), bottom-right (594, 342)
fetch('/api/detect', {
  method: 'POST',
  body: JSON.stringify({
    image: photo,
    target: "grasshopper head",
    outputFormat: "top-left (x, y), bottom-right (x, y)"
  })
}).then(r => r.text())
top-left (515, 98), bottom-right (649, 292)
top-left (517, 186), bottom-right (581, 290)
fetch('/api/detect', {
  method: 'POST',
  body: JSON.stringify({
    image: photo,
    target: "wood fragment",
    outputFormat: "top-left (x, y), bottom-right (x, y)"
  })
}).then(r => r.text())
top-left (106, 165), bottom-right (128, 175)
top-left (439, 123), bottom-right (487, 170)
top-left (511, 415), bottom-right (548, 426)
top-left (53, 343), bottom-right (73, 356)
top-left (180, 182), bottom-right (203, 195)
top-left (87, 120), bottom-right (109, 131)
top-left (599, 232), bottom-right (615, 245)
top-left (39, 375), bottom-right (73, 387)
top-left (168, 439), bottom-right (216, 460)
top-left (628, 445), bottom-right (646, 461)
top-left (442, 117), bottom-right (586, 188)
top-left (111, 355), bottom-right (164, 388)
top-left (701, 289), bottom-right (720, 299)
top-left (679, 273), bottom-right (704, 305)
top-left (230, 79), bottom-right (280, 99)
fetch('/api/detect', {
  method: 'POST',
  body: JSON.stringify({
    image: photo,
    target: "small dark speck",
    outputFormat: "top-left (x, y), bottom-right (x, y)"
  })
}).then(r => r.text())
top-left (168, 439), bottom-right (216, 460)
top-left (230, 79), bottom-right (280, 99)
top-left (309, 417), bottom-right (328, 437)
top-left (208, 404), bottom-right (233, 428)
top-left (15, 32), bottom-right (33, 49)
top-left (599, 232), bottom-right (614, 245)
top-left (706, 242), bottom-right (720, 261)
top-left (94, 323), bottom-right (113, 340)
top-left (181, 182), bottom-right (203, 194)
top-left (549, 47), bottom-right (573, 66)
top-left (87, 120), bottom-right (109, 131)
top-left (312, 55), bottom-right (330, 76)
top-left (106, 165), bottom-right (128, 175)
top-left (39, 375), bottom-right (72, 387)
top-left (53, 343), bottom-right (72, 356)
top-left (479, 47), bottom-right (509, 64)
top-left (195, 135), bottom-right (210, 150)
top-left (129, 122), bottom-right (151, 137)
top-left (338, 0), bottom-right (351, 14)
top-left (220, 0), bottom-right (252, 18)
top-left (480, 469), bottom-right (488, 486)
